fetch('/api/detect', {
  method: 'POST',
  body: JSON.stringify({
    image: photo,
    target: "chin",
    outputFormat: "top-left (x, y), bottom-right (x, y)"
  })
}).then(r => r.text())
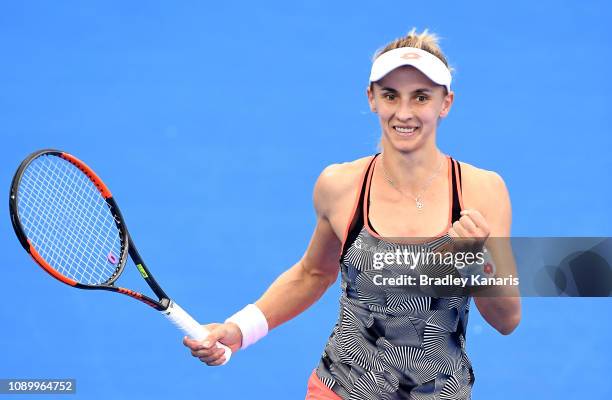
top-left (384, 134), bottom-right (422, 152)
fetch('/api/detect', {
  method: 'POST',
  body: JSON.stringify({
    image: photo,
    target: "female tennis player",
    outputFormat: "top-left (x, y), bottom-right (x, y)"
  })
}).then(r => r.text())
top-left (184, 28), bottom-right (521, 399)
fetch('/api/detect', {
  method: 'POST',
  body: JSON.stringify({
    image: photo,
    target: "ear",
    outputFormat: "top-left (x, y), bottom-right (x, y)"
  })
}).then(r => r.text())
top-left (439, 90), bottom-right (454, 118)
top-left (366, 85), bottom-right (377, 113)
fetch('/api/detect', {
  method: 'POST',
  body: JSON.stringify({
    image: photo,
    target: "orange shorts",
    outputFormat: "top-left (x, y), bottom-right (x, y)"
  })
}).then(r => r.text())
top-left (305, 370), bottom-right (342, 400)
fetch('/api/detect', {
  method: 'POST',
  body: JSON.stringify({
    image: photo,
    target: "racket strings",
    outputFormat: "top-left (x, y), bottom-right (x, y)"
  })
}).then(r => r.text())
top-left (18, 155), bottom-right (124, 285)
top-left (20, 158), bottom-right (120, 284)
top-left (21, 161), bottom-right (107, 283)
top-left (26, 158), bottom-right (120, 283)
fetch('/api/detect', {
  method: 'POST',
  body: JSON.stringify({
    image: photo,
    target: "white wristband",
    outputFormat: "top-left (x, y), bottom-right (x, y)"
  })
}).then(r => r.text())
top-left (457, 247), bottom-right (496, 281)
top-left (225, 304), bottom-right (269, 350)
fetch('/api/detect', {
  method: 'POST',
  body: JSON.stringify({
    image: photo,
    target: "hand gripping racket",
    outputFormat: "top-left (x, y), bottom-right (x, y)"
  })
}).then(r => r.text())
top-left (9, 149), bottom-right (232, 363)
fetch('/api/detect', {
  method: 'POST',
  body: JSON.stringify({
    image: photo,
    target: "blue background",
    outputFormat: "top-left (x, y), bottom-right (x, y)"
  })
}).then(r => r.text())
top-left (1, 1), bottom-right (611, 399)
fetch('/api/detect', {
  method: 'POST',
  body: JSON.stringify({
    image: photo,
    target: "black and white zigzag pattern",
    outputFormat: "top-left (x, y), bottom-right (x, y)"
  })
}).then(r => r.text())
top-left (316, 227), bottom-right (474, 399)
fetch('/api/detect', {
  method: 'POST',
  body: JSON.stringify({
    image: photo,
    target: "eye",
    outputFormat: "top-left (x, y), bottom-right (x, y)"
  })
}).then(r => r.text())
top-left (383, 93), bottom-right (396, 101)
top-left (416, 95), bottom-right (428, 102)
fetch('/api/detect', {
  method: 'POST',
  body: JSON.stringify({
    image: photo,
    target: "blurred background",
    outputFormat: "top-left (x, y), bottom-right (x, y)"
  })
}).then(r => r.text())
top-left (1, 1), bottom-right (611, 398)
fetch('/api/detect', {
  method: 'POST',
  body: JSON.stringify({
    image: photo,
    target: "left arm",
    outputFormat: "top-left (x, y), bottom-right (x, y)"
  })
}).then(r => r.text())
top-left (452, 171), bottom-right (521, 335)
top-left (473, 171), bottom-right (521, 335)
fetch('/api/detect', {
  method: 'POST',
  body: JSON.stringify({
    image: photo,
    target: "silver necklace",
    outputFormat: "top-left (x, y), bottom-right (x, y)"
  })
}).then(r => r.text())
top-left (381, 153), bottom-right (445, 210)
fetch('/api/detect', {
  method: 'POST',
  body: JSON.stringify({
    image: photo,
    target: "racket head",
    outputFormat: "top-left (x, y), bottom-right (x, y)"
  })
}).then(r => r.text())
top-left (10, 149), bottom-right (130, 288)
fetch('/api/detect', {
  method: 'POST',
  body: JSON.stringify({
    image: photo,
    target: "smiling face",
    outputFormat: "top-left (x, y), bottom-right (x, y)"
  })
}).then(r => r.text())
top-left (367, 65), bottom-right (454, 153)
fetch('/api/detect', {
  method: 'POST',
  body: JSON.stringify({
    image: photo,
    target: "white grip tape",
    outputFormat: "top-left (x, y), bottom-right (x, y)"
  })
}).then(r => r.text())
top-left (162, 301), bottom-right (232, 364)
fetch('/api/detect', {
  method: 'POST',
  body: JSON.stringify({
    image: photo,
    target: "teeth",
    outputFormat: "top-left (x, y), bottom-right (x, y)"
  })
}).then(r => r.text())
top-left (394, 126), bottom-right (417, 133)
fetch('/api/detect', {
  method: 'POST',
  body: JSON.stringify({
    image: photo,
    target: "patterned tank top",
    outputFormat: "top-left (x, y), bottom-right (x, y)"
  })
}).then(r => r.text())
top-left (315, 154), bottom-right (474, 400)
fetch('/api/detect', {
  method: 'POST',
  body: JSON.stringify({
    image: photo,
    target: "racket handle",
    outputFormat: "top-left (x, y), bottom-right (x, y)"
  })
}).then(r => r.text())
top-left (162, 301), bottom-right (232, 364)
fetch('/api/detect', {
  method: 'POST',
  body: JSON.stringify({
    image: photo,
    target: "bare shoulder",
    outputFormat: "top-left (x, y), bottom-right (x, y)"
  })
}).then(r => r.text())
top-left (456, 159), bottom-right (512, 233)
top-left (313, 155), bottom-right (374, 218)
top-left (457, 160), bottom-right (508, 192)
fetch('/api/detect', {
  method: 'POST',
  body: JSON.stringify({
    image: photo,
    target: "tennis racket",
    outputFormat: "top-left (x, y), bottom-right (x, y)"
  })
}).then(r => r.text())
top-left (9, 149), bottom-right (232, 363)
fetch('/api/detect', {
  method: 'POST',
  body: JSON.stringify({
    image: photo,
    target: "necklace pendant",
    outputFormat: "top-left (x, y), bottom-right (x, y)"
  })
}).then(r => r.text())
top-left (416, 199), bottom-right (424, 210)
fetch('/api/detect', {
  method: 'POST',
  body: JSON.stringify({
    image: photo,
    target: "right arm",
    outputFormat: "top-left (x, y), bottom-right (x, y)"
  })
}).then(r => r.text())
top-left (183, 165), bottom-right (347, 365)
top-left (255, 207), bottom-right (342, 330)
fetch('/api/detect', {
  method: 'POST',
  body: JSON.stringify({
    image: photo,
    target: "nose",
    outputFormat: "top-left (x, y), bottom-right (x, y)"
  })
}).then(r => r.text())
top-left (395, 99), bottom-right (414, 121)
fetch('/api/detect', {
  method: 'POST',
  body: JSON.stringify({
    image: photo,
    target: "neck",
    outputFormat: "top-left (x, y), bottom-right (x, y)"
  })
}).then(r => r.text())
top-left (379, 145), bottom-right (445, 193)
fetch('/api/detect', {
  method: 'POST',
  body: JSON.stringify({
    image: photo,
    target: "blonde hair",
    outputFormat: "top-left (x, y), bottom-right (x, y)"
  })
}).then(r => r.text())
top-left (370, 28), bottom-right (454, 93)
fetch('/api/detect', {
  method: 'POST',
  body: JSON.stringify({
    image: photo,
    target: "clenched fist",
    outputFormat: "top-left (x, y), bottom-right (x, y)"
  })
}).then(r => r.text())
top-left (448, 209), bottom-right (490, 253)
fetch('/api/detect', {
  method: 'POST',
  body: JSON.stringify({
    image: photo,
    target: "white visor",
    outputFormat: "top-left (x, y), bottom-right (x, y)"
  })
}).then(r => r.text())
top-left (369, 47), bottom-right (451, 92)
